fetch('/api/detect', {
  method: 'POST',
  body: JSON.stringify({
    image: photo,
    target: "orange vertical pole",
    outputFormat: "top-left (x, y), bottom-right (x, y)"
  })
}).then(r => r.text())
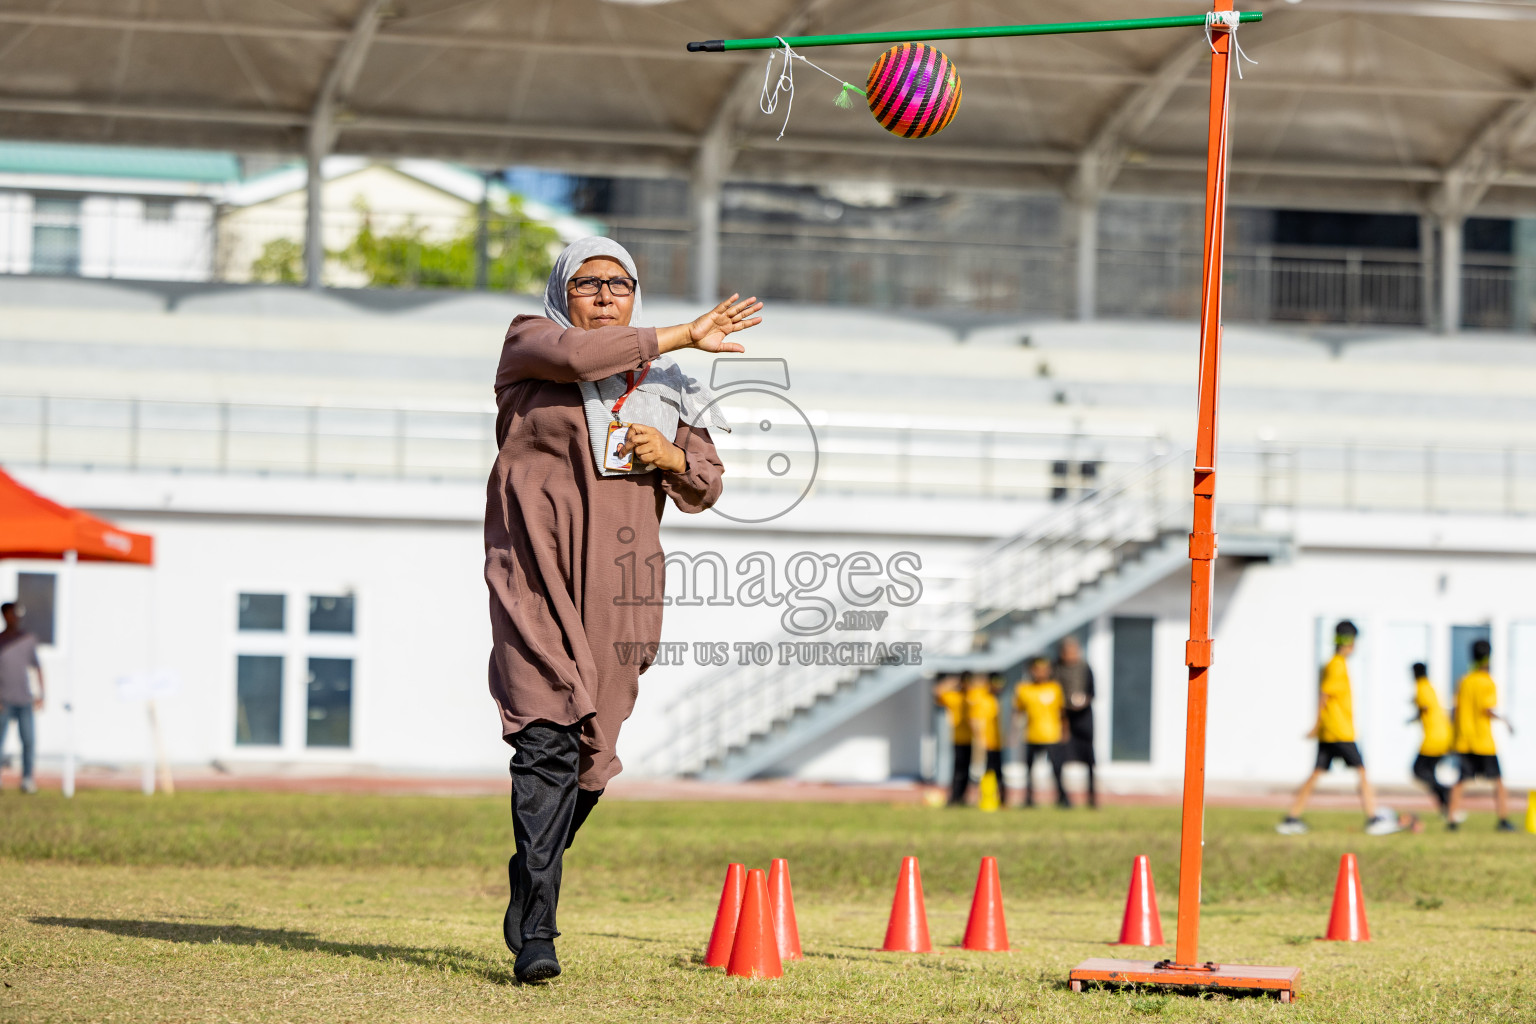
top-left (1173, 0), bottom-right (1233, 969)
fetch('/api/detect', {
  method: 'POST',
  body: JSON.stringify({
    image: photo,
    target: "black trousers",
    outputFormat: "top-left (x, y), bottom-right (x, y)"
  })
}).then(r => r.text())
top-left (1062, 736), bottom-right (1097, 806)
top-left (1022, 743), bottom-right (1066, 806)
top-left (509, 722), bottom-right (603, 943)
top-left (983, 748), bottom-right (1008, 806)
top-left (948, 742), bottom-right (973, 805)
top-left (1412, 753), bottom-right (1450, 813)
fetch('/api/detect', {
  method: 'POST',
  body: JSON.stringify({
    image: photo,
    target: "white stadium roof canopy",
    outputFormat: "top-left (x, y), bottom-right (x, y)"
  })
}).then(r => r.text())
top-left (4, 0), bottom-right (1536, 218)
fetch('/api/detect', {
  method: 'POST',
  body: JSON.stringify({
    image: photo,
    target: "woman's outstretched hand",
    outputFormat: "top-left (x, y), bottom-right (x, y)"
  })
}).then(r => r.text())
top-left (659, 294), bottom-right (764, 354)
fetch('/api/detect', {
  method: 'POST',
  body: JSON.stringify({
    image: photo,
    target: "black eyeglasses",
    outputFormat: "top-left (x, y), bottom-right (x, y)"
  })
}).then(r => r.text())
top-left (568, 275), bottom-right (637, 297)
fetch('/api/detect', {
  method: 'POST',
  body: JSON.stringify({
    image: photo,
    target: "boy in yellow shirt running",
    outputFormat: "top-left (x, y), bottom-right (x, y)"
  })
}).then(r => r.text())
top-left (933, 674), bottom-right (972, 807)
top-left (1447, 639), bottom-right (1516, 832)
top-left (1407, 662), bottom-right (1453, 820)
top-left (966, 673), bottom-right (1008, 808)
top-left (1278, 621), bottom-right (1401, 835)
top-left (1011, 657), bottom-right (1067, 808)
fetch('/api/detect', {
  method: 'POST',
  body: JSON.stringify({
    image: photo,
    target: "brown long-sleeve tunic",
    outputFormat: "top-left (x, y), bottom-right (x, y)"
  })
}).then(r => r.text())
top-left (484, 315), bottom-right (724, 790)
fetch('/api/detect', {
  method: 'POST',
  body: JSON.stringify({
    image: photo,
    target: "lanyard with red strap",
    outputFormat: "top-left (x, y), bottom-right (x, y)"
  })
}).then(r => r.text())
top-left (609, 362), bottom-right (651, 423)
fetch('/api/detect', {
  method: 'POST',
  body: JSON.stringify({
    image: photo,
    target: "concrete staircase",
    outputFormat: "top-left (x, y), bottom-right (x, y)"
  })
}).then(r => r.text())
top-left (636, 449), bottom-right (1293, 782)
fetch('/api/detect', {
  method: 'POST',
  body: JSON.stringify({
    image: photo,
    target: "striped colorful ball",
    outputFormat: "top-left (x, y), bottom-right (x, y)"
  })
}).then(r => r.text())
top-left (865, 43), bottom-right (962, 139)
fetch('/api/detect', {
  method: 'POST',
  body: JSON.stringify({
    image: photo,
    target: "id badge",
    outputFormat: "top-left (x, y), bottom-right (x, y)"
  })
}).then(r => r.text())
top-left (604, 421), bottom-right (633, 472)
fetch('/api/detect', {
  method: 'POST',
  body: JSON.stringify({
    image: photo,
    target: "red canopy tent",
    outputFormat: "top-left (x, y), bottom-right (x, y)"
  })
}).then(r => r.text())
top-left (0, 467), bottom-right (154, 565)
top-left (1, 466), bottom-right (155, 796)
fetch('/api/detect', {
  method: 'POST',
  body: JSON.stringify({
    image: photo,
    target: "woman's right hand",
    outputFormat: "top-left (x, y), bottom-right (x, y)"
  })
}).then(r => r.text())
top-left (659, 294), bottom-right (764, 354)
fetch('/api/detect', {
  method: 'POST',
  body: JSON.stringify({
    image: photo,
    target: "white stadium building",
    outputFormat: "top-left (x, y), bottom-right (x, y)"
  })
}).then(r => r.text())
top-left (3, 273), bottom-right (1535, 797)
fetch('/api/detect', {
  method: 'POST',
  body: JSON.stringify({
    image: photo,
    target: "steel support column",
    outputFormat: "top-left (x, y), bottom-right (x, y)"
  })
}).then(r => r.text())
top-left (1439, 213), bottom-right (1463, 333)
top-left (692, 135), bottom-right (726, 305)
top-left (1075, 199), bottom-right (1099, 320)
top-left (304, 0), bottom-right (387, 290)
top-left (304, 142), bottom-right (326, 289)
top-left (1420, 213), bottom-right (1437, 328)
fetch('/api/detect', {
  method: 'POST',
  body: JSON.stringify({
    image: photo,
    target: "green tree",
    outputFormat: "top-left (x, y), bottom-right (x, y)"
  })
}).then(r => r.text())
top-left (249, 237), bottom-right (305, 284)
top-left (334, 196), bottom-right (560, 291)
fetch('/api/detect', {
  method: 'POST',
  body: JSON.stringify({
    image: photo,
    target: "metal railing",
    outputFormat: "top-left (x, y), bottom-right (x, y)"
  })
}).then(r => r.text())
top-left (6, 393), bottom-right (1536, 518)
top-left (610, 217), bottom-right (1528, 330)
top-left (1099, 247), bottom-right (1436, 325)
top-left (2, 192), bottom-right (1531, 328)
top-left (971, 448), bottom-right (1191, 622)
top-left (0, 395), bottom-right (496, 481)
top-left (0, 392), bottom-right (1165, 500)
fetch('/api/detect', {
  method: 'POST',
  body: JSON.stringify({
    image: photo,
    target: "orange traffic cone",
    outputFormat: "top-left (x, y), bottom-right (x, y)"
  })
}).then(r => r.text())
top-left (767, 857), bottom-right (803, 960)
top-left (1115, 855), bottom-right (1165, 946)
top-left (881, 856), bottom-right (933, 952)
top-left (961, 856), bottom-right (1009, 951)
top-left (1324, 852), bottom-right (1370, 941)
top-left (705, 863), bottom-right (745, 967)
top-left (726, 867), bottom-right (784, 978)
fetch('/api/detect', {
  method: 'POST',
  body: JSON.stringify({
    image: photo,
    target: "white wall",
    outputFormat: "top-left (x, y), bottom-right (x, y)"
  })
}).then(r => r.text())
top-left (1108, 536), bottom-right (1536, 792)
top-left (1, 469), bottom-right (996, 780)
top-left (0, 192), bottom-right (214, 281)
top-left (0, 513), bottom-right (506, 773)
top-left (8, 472), bottom-right (1536, 791)
top-left (0, 190), bottom-right (32, 273)
top-left (78, 196), bottom-right (214, 281)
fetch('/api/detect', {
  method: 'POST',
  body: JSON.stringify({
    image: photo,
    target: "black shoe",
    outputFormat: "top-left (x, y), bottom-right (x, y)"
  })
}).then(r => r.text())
top-left (1497, 819), bottom-right (1517, 832)
top-left (503, 850), bottom-right (525, 955)
top-left (1056, 797), bottom-right (1072, 809)
top-left (515, 938), bottom-right (561, 983)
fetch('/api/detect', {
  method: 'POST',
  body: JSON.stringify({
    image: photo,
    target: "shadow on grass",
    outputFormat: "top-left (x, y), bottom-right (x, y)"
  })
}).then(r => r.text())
top-left (29, 917), bottom-right (520, 986)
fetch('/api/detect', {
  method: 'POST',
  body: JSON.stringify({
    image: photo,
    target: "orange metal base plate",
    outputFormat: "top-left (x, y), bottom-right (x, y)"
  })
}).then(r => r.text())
top-left (1069, 958), bottom-right (1299, 1003)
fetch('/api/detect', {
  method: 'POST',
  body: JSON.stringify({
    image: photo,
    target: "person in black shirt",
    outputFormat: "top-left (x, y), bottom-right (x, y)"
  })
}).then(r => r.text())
top-left (1054, 635), bottom-right (1096, 809)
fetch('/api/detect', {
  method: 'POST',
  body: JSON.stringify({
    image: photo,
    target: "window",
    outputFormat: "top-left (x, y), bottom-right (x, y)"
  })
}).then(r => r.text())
top-left (233, 589), bottom-right (359, 754)
top-left (306, 657), bottom-right (353, 747)
top-left (238, 593), bottom-right (285, 632)
top-left (142, 198), bottom-right (174, 222)
top-left (16, 572), bottom-right (56, 645)
top-left (235, 655), bottom-right (283, 745)
top-left (31, 197), bottom-right (81, 275)
top-left (1111, 616), bottom-right (1154, 762)
top-left (309, 594), bottom-right (355, 634)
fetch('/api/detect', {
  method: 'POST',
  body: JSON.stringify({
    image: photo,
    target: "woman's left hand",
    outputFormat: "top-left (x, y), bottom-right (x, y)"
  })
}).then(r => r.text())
top-left (619, 424), bottom-right (686, 474)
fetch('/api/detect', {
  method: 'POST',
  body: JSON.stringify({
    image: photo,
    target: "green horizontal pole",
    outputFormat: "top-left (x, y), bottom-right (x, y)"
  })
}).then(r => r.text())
top-left (687, 11), bottom-right (1261, 52)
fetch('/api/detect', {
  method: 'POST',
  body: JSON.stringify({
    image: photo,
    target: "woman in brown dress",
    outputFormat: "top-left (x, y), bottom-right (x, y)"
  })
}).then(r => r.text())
top-left (486, 237), bottom-right (762, 981)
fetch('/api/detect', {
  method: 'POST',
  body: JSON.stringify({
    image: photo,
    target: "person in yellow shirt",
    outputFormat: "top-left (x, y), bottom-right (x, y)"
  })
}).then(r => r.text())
top-left (1011, 657), bottom-right (1067, 808)
top-left (1447, 639), bottom-right (1515, 832)
top-left (967, 673), bottom-right (1008, 808)
top-left (1406, 662), bottom-right (1453, 818)
top-left (1278, 621), bottom-right (1401, 836)
top-left (933, 674), bottom-right (972, 807)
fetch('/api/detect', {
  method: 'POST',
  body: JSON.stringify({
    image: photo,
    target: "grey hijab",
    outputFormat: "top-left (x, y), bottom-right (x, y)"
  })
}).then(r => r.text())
top-left (543, 237), bottom-right (730, 477)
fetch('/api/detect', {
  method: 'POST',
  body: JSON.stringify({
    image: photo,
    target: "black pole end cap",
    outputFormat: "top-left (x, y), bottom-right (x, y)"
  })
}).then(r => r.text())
top-left (687, 40), bottom-right (725, 52)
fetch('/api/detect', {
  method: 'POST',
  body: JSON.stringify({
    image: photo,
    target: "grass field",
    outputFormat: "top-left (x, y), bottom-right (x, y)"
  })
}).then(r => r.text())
top-left (0, 791), bottom-right (1532, 1023)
